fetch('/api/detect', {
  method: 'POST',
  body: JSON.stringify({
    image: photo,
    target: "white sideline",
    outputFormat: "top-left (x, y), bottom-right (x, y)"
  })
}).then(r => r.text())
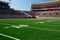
top-left (0, 33), bottom-right (20, 40)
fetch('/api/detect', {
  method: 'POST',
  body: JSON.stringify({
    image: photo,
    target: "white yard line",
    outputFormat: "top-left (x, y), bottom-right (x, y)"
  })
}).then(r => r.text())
top-left (26, 27), bottom-right (60, 32)
top-left (46, 20), bottom-right (57, 22)
top-left (0, 23), bottom-right (12, 25)
top-left (0, 33), bottom-right (20, 40)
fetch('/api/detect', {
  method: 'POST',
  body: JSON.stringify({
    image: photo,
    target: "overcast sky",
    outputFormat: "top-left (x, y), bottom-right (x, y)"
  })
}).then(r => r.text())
top-left (0, 0), bottom-right (52, 11)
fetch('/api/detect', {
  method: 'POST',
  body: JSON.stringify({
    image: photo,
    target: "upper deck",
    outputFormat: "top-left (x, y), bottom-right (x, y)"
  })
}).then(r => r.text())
top-left (32, 1), bottom-right (60, 6)
top-left (0, 1), bottom-right (10, 9)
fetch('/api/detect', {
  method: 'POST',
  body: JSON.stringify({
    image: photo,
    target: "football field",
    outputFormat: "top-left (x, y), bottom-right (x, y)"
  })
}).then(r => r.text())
top-left (0, 19), bottom-right (60, 40)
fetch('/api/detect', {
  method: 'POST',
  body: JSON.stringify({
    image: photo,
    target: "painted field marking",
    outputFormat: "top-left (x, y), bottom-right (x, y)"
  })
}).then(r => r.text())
top-left (0, 23), bottom-right (12, 25)
top-left (0, 23), bottom-right (29, 29)
top-left (4, 27), bottom-right (10, 28)
top-left (26, 27), bottom-right (60, 32)
top-left (36, 22), bottom-right (45, 24)
top-left (0, 33), bottom-right (20, 40)
top-left (19, 25), bottom-right (29, 27)
top-left (11, 25), bottom-right (22, 28)
top-left (11, 25), bottom-right (29, 29)
top-left (0, 22), bottom-right (60, 32)
top-left (0, 22), bottom-right (29, 29)
top-left (46, 19), bottom-right (58, 22)
top-left (36, 19), bottom-right (55, 23)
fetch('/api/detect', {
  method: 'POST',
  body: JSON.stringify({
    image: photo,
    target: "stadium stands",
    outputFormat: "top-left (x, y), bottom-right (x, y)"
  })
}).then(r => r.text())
top-left (31, 1), bottom-right (60, 18)
top-left (0, 1), bottom-right (31, 18)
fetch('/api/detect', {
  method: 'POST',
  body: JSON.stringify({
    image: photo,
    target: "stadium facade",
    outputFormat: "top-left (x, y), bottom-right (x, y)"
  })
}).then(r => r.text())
top-left (31, 1), bottom-right (60, 18)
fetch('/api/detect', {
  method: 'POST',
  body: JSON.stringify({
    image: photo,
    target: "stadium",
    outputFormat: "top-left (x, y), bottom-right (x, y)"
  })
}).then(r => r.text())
top-left (31, 0), bottom-right (60, 18)
top-left (0, 1), bottom-right (32, 18)
top-left (0, 0), bottom-right (60, 40)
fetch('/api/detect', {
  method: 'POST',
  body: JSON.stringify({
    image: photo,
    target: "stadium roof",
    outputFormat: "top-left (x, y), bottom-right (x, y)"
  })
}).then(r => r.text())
top-left (32, 1), bottom-right (60, 6)
top-left (53, 0), bottom-right (60, 1)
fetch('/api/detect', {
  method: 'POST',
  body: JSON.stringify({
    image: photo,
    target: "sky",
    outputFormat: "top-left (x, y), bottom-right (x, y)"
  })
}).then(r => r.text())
top-left (1, 0), bottom-right (52, 11)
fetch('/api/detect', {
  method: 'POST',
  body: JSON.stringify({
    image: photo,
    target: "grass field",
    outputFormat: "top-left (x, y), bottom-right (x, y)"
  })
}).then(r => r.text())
top-left (0, 19), bottom-right (60, 40)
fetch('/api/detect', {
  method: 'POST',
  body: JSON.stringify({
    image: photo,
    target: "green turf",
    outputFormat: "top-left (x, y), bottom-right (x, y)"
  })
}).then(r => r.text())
top-left (0, 36), bottom-right (13, 40)
top-left (0, 19), bottom-right (60, 40)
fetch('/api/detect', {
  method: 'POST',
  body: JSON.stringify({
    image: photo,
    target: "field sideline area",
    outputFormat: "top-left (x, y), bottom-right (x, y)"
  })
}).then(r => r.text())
top-left (0, 19), bottom-right (60, 40)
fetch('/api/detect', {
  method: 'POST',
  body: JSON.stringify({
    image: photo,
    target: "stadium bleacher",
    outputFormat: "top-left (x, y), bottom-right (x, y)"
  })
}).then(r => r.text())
top-left (0, 1), bottom-right (32, 18)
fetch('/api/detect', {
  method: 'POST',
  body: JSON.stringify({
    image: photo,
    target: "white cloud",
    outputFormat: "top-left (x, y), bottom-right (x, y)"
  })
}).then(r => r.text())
top-left (0, 0), bottom-right (10, 2)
